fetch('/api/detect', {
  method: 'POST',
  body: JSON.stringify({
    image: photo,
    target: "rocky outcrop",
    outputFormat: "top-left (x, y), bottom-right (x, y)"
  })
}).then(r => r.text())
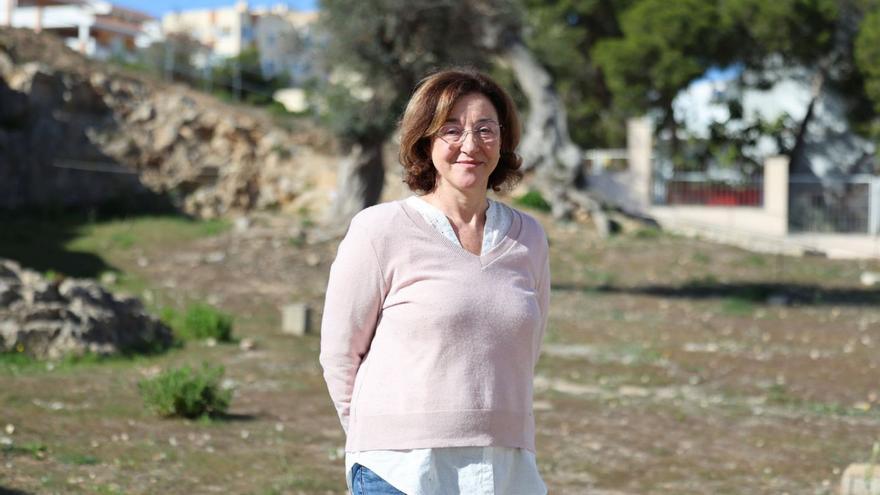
top-left (0, 258), bottom-right (173, 359)
top-left (0, 28), bottom-right (335, 218)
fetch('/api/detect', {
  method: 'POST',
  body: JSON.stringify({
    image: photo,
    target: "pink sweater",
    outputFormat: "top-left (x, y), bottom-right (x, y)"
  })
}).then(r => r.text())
top-left (319, 200), bottom-right (550, 453)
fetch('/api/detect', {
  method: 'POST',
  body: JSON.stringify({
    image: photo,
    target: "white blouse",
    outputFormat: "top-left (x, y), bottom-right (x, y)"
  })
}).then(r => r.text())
top-left (343, 195), bottom-right (546, 495)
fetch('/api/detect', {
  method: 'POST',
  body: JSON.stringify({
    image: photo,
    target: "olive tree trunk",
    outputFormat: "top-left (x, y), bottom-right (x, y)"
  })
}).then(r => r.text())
top-left (502, 41), bottom-right (610, 237)
top-left (325, 138), bottom-right (385, 233)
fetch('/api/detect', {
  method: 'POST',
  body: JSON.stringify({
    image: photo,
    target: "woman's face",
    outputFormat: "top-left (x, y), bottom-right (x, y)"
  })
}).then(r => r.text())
top-left (430, 92), bottom-right (501, 195)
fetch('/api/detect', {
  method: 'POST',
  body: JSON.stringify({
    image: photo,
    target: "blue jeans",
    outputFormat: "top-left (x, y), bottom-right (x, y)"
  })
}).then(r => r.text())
top-left (351, 464), bottom-right (406, 495)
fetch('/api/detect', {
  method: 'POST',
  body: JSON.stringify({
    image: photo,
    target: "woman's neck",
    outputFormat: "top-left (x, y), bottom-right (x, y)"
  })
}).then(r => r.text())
top-left (421, 187), bottom-right (488, 227)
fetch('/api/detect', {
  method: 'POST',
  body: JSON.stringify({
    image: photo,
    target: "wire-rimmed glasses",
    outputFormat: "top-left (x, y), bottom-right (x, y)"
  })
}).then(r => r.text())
top-left (435, 121), bottom-right (502, 146)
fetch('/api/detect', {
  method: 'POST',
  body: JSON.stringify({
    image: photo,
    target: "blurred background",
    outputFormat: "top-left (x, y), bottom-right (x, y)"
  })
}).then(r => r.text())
top-left (1, 1), bottom-right (879, 494)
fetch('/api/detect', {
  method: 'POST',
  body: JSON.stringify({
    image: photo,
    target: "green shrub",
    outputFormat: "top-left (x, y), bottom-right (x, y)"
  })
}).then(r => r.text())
top-left (138, 363), bottom-right (232, 419)
top-left (162, 303), bottom-right (233, 342)
top-left (513, 190), bottom-right (552, 212)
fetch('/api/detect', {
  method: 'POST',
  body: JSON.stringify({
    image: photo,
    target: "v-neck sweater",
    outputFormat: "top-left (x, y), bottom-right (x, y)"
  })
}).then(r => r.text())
top-left (320, 200), bottom-right (550, 453)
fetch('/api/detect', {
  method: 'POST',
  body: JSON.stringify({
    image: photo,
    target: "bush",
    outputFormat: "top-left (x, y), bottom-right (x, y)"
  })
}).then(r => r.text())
top-left (138, 363), bottom-right (232, 419)
top-left (162, 303), bottom-right (233, 342)
top-left (514, 190), bottom-right (552, 212)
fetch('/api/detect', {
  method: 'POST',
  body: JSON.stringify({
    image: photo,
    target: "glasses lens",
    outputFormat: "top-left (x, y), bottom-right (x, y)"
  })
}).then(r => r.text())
top-left (438, 123), bottom-right (500, 144)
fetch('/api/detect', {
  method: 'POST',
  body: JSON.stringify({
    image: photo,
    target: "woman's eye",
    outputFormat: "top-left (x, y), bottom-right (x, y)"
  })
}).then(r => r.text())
top-left (442, 128), bottom-right (463, 137)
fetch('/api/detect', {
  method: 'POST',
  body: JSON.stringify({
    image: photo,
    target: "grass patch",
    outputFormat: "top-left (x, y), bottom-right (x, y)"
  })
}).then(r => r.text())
top-left (0, 213), bottom-right (228, 279)
top-left (59, 452), bottom-right (100, 465)
top-left (721, 297), bottom-right (756, 316)
top-left (138, 363), bottom-right (232, 419)
top-left (70, 216), bottom-right (230, 254)
top-left (633, 227), bottom-right (662, 239)
top-left (765, 384), bottom-right (879, 418)
top-left (161, 303), bottom-right (234, 342)
top-left (692, 251), bottom-right (711, 264)
top-left (0, 350), bottom-right (170, 376)
top-left (514, 190), bottom-right (551, 213)
top-left (2, 441), bottom-right (49, 460)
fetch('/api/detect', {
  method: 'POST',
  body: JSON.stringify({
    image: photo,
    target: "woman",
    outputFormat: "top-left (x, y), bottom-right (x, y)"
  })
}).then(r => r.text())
top-left (320, 68), bottom-right (550, 495)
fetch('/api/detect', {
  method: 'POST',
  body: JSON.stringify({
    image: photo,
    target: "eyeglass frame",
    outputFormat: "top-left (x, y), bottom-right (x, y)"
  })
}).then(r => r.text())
top-left (433, 121), bottom-right (503, 146)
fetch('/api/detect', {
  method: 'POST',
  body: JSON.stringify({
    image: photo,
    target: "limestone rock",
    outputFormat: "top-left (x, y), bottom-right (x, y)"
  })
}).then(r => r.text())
top-left (0, 28), bottom-right (335, 219)
top-left (0, 258), bottom-right (173, 359)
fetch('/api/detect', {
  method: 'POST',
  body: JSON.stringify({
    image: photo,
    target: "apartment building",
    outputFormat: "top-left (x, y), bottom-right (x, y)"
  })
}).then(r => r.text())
top-left (1, 0), bottom-right (152, 59)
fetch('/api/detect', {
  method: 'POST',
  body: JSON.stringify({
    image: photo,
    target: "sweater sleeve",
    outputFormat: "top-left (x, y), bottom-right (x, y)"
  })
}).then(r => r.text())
top-left (534, 232), bottom-right (550, 365)
top-left (319, 220), bottom-right (386, 434)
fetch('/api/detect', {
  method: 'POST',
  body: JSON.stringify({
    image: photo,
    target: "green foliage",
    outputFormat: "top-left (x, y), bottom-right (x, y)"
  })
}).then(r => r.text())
top-left (719, 0), bottom-right (839, 66)
top-left (593, 0), bottom-right (725, 116)
top-left (856, 9), bottom-right (880, 113)
top-left (2, 441), bottom-right (48, 460)
top-left (521, 0), bottom-right (634, 147)
top-left (162, 304), bottom-right (233, 342)
top-left (514, 190), bottom-right (552, 212)
top-left (138, 363), bottom-right (232, 419)
top-left (212, 47), bottom-right (290, 106)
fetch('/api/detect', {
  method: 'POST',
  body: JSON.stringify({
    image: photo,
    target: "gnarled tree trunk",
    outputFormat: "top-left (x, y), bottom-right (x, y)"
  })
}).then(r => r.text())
top-left (325, 137), bottom-right (385, 234)
top-left (502, 41), bottom-right (610, 237)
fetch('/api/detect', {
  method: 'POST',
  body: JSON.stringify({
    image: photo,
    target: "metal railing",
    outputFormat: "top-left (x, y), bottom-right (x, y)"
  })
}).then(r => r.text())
top-left (788, 174), bottom-right (880, 235)
top-left (652, 172), bottom-right (764, 207)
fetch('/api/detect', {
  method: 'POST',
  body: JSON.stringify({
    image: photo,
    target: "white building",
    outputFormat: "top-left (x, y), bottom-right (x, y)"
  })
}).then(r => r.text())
top-left (252, 5), bottom-right (317, 82)
top-left (162, 1), bottom-right (317, 82)
top-left (1, 0), bottom-right (153, 59)
top-left (161, 0), bottom-right (256, 60)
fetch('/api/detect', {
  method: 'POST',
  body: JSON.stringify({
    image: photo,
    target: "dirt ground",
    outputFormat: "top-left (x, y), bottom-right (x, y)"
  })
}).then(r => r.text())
top-left (1, 209), bottom-right (879, 494)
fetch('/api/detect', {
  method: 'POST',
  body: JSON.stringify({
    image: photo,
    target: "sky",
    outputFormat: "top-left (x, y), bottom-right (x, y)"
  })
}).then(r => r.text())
top-left (112, 0), bottom-right (316, 18)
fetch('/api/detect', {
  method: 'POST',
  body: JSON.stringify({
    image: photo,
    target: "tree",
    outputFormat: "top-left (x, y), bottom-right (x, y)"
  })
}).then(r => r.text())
top-left (520, 0), bottom-right (635, 148)
top-left (212, 47), bottom-right (287, 105)
top-left (140, 33), bottom-right (206, 86)
top-left (855, 7), bottom-right (880, 113)
top-left (592, 0), bottom-right (731, 157)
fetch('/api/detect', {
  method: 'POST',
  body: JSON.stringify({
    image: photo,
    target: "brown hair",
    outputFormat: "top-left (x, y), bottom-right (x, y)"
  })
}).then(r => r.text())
top-left (398, 68), bottom-right (522, 193)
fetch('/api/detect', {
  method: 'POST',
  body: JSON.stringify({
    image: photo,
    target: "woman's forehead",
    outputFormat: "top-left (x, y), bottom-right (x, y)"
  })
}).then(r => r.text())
top-left (445, 93), bottom-right (499, 120)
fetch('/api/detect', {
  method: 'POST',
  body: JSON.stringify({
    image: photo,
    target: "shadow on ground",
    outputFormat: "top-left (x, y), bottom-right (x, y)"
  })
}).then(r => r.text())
top-left (0, 194), bottom-right (179, 278)
top-left (0, 487), bottom-right (31, 495)
top-left (553, 281), bottom-right (880, 307)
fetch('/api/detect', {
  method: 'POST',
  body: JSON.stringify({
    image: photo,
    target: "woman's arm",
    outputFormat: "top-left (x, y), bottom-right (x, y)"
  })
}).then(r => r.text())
top-left (319, 221), bottom-right (386, 433)
top-left (534, 235), bottom-right (550, 364)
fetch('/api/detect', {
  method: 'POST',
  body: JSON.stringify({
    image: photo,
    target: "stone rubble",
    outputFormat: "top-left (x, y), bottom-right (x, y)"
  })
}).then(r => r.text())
top-left (0, 258), bottom-right (173, 359)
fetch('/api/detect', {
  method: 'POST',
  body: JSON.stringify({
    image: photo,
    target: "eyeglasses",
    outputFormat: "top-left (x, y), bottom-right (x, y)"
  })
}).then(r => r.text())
top-left (435, 121), bottom-right (502, 145)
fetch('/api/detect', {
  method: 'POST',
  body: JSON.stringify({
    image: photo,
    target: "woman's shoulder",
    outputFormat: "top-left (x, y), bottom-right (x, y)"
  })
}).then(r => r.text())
top-left (503, 203), bottom-right (548, 245)
top-left (349, 200), bottom-right (408, 229)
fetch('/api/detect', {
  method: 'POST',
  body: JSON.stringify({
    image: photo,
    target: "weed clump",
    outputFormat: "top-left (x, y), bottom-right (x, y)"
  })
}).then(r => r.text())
top-left (162, 303), bottom-right (233, 342)
top-left (514, 190), bottom-right (552, 213)
top-left (138, 363), bottom-right (232, 419)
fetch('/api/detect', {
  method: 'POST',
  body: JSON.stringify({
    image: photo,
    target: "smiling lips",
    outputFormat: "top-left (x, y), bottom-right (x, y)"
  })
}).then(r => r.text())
top-left (455, 160), bottom-right (482, 167)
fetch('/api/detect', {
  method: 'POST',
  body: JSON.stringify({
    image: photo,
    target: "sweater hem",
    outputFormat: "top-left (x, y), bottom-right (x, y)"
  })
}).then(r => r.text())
top-left (345, 409), bottom-right (536, 453)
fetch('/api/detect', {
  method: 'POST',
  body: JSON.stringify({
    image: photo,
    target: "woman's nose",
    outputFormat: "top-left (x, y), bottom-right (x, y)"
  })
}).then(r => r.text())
top-left (460, 130), bottom-right (479, 153)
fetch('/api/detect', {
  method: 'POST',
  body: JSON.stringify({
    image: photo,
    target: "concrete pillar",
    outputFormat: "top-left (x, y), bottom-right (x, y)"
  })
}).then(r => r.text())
top-left (840, 464), bottom-right (880, 495)
top-left (626, 116), bottom-right (654, 211)
top-left (763, 155), bottom-right (790, 236)
top-left (78, 23), bottom-right (89, 55)
top-left (869, 178), bottom-right (880, 236)
top-left (34, 3), bottom-right (42, 33)
top-left (4, 0), bottom-right (15, 27)
top-left (281, 303), bottom-right (310, 336)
